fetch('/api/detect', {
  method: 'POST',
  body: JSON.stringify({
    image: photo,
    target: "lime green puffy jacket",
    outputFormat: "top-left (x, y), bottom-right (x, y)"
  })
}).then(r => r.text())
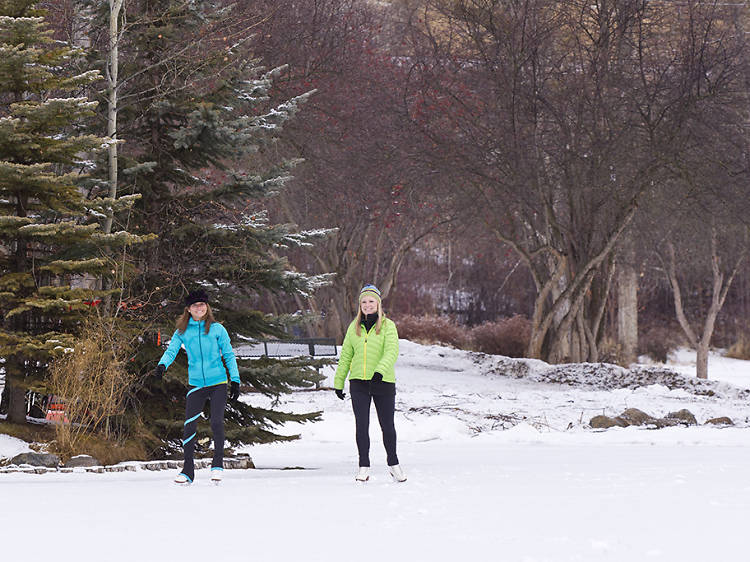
top-left (334, 317), bottom-right (399, 390)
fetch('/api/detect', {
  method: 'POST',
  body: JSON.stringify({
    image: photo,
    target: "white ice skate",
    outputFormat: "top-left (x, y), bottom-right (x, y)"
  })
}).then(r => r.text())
top-left (355, 467), bottom-right (370, 482)
top-left (388, 464), bottom-right (407, 482)
top-left (174, 473), bottom-right (192, 485)
top-left (210, 468), bottom-right (223, 485)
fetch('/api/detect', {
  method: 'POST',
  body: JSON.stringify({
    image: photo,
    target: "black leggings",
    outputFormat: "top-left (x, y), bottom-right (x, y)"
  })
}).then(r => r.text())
top-left (181, 383), bottom-right (227, 480)
top-left (350, 379), bottom-right (398, 467)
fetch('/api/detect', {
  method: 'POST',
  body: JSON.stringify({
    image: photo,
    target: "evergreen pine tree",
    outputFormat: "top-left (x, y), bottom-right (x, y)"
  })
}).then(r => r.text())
top-left (0, 0), bottom-right (128, 423)
top-left (81, 0), bottom-right (333, 456)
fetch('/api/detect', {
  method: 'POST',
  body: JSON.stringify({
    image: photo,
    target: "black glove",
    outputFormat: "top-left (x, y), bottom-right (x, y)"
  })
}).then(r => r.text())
top-left (372, 372), bottom-right (383, 382)
top-left (335, 389), bottom-right (346, 400)
top-left (229, 381), bottom-right (240, 401)
top-left (154, 364), bottom-right (165, 380)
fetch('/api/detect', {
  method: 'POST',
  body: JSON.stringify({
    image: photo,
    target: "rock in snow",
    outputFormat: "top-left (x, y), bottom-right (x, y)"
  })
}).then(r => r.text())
top-left (10, 452), bottom-right (60, 468)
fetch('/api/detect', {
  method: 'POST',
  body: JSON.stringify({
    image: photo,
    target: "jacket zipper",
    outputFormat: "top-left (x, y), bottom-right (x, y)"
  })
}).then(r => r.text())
top-left (198, 321), bottom-right (206, 386)
top-left (363, 325), bottom-right (370, 379)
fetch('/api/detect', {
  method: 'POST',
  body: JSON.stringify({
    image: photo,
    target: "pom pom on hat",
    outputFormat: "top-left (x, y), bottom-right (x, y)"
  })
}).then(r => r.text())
top-left (359, 284), bottom-right (381, 302)
top-left (185, 289), bottom-right (209, 307)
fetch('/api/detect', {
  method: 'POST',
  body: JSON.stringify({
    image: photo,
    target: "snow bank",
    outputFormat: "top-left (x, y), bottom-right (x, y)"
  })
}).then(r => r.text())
top-left (0, 434), bottom-right (32, 459)
top-left (3, 340), bottom-right (750, 561)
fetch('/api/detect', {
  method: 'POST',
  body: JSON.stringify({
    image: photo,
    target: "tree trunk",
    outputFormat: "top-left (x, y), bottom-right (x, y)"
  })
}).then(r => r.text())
top-left (545, 268), bottom-right (597, 363)
top-left (550, 266), bottom-right (572, 362)
top-left (584, 255), bottom-right (616, 363)
top-left (527, 253), bottom-right (568, 359)
top-left (617, 237), bottom-right (638, 365)
top-left (101, 0), bottom-right (123, 313)
top-left (695, 342), bottom-right (709, 380)
top-left (103, 0), bottom-right (122, 236)
top-left (6, 376), bottom-right (27, 424)
top-left (6, 314), bottom-right (28, 424)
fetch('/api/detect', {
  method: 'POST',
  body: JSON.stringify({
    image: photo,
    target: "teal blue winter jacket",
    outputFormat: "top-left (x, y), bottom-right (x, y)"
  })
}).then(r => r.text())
top-left (158, 318), bottom-right (240, 388)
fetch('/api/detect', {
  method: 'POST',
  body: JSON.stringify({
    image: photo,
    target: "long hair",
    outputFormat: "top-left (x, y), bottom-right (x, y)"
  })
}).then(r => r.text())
top-left (354, 300), bottom-right (383, 336)
top-left (176, 304), bottom-right (215, 334)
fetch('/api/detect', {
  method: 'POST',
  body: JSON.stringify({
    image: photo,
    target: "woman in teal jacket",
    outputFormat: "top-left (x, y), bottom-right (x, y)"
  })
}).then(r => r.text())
top-left (154, 289), bottom-right (240, 484)
top-left (334, 284), bottom-right (406, 482)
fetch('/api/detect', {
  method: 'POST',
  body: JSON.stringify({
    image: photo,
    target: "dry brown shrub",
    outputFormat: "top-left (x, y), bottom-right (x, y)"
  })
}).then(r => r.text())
top-left (639, 325), bottom-right (679, 363)
top-left (726, 334), bottom-right (750, 360)
top-left (48, 317), bottom-right (138, 462)
top-left (597, 337), bottom-right (626, 365)
top-left (392, 314), bottom-right (469, 348)
top-left (469, 316), bottom-right (531, 358)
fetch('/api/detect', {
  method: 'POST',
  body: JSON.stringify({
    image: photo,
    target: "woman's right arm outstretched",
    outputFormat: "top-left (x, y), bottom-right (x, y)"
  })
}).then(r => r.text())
top-left (157, 330), bottom-right (183, 370)
top-left (334, 325), bottom-right (355, 390)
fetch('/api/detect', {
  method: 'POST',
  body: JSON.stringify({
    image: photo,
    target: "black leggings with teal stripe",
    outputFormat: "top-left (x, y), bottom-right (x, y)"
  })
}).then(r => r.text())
top-left (181, 383), bottom-right (227, 480)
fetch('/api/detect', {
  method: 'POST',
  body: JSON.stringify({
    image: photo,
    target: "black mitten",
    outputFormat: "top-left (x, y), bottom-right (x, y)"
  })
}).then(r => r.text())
top-left (229, 381), bottom-right (240, 401)
top-left (154, 364), bottom-right (165, 380)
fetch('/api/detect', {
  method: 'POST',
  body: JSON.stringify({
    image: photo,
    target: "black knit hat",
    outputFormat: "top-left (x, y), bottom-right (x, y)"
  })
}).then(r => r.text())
top-left (185, 289), bottom-right (209, 307)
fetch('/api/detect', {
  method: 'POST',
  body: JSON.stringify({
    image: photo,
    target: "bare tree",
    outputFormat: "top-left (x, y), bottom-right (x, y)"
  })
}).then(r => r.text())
top-left (665, 227), bottom-right (747, 379)
top-left (249, 0), bottom-right (458, 337)
top-left (397, 0), bottom-right (748, 362)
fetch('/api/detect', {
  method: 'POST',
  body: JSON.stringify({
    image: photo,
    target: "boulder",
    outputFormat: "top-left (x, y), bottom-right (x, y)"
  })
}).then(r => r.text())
top-left (652, 417), bottom-right (683, 428)
top-left (63, 455), bottom-right (101, 468)
top-left (664, 409), bottom-right (697, 426)
top-left (705, 416), bottom-right (734, 426)
top-left (590, 408), bottom-right (698, 430)
top-left (10, 452), bottom-right (60, 468)
top-left (590, 415), bottom-right (627, 429)
top-left (619, 408), bottom-right (658, 427)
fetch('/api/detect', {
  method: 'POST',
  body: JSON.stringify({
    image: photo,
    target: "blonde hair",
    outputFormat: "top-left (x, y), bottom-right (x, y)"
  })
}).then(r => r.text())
top-left (176, 303), bottom-right (215, 334)
top-left (354, 299), bottom-right (383, 336)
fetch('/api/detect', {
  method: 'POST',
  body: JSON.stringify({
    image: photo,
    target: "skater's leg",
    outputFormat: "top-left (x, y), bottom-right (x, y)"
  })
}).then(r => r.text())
top-left (373, 391), bottom-right (398, 466)
top-left (182, 386), bottom-right (207, 481)
top-left (208, 383), bottom-right (228, 470)
top-left (350, 387), bottom-right (372, 467)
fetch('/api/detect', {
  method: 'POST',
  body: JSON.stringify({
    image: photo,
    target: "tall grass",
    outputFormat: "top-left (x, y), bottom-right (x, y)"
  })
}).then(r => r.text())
top-left (48, 317), bottom-right (139, 462)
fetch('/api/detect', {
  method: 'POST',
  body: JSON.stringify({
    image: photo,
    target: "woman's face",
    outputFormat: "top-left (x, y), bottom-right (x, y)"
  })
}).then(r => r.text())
top-left (189, 302), bottom-right (207, 321)
top-left (360, 296), bottom-right (379, 315)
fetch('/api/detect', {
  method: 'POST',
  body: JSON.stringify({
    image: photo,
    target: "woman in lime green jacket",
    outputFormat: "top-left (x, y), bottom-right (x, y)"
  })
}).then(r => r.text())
top-left (334, 284), bottom-right (406, 482)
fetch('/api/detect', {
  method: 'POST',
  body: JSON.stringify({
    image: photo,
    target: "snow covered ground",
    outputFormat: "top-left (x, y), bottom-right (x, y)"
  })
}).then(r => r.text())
top-left (2, 342), bottom-right (750, 561)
